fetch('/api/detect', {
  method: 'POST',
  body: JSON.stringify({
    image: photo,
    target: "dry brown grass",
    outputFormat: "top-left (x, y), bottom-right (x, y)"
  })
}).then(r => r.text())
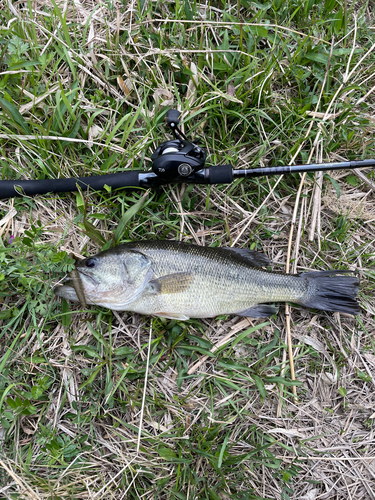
top-left (1, 0), bottom-right (375, 499)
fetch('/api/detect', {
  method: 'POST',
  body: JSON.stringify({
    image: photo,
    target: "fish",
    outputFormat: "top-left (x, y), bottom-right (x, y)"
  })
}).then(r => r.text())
top-left (54, 240), bottom-right (360, 320)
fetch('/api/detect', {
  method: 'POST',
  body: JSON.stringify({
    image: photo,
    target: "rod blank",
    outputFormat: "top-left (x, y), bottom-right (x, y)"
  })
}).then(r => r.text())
top-left (1, 159), bottom-right (374, 199)
top-left (232, 159), bottom-right (375, 180)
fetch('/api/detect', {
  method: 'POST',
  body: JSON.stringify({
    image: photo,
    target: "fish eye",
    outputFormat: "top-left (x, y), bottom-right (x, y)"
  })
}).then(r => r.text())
top-left (85, 258), bottom-right (96, 268)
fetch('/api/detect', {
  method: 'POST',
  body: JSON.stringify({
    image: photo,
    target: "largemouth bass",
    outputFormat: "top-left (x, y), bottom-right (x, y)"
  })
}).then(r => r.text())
top-left (54, 240), bottom-right (359, 320)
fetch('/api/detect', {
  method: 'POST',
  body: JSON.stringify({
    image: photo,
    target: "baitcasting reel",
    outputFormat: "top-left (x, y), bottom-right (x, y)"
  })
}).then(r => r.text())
top-left (151, 109), bottom-right (206, 182)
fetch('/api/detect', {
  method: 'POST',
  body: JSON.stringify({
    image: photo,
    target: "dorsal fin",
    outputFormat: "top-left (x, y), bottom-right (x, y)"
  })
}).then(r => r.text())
top-left (222, 247), bottom-right (271, 268)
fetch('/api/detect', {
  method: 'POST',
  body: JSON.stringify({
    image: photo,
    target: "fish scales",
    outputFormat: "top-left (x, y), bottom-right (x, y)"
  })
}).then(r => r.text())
top-left (124, 240), bottom-right (307, 318)
top-left (53, 239), bottom-right (362, 320)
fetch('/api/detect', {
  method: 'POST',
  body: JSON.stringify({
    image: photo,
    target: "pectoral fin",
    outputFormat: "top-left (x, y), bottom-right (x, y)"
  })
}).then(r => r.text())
top-left (147, 272), bottom-right (194, 295)
top-left (236, 304), bottom-right (278, 318)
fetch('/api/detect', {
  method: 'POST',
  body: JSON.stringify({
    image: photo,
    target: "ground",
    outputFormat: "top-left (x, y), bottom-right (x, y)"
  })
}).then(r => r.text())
top-left (0, 1), bottom-right (375, 499)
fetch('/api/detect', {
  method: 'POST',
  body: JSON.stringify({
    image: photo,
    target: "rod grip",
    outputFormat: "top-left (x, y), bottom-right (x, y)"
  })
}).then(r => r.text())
top-left (207, 164), bottom-right (233, 184)
top-left (0, 171), bottom-right (141, 199)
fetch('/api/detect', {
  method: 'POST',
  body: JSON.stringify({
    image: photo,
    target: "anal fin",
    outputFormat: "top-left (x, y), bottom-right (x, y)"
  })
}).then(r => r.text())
top-left (236, 304), bottom-right (278, 318)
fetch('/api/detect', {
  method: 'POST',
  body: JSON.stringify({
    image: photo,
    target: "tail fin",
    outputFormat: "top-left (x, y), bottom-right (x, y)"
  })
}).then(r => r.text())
top-left (299, 271), bottom-right (360, 315)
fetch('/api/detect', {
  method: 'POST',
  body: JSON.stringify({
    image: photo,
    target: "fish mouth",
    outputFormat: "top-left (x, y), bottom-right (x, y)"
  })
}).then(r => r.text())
top-left (76, 270), bottom-right (99, 288)
top-left (54, 284), bottom-right (79, 301)
top-left (54, 270), bottom-right (99, 301)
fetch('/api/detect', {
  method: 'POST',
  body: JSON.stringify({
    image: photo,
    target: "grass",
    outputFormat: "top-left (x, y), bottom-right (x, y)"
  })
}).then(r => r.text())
top-left (0, 0), bottom-right (375, 498)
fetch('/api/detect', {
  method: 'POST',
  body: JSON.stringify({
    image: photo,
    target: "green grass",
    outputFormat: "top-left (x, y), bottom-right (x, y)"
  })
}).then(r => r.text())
top-left (1, 0), bottom-right (375, 499)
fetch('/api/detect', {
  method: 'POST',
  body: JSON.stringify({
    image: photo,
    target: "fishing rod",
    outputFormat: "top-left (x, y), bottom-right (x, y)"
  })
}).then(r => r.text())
top-left (1, 109), bottom-right (374, 199)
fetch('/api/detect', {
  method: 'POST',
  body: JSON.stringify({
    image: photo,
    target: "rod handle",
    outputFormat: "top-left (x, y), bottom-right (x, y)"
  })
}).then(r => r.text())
top-left (0, 171), bottom-right (141, 199)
